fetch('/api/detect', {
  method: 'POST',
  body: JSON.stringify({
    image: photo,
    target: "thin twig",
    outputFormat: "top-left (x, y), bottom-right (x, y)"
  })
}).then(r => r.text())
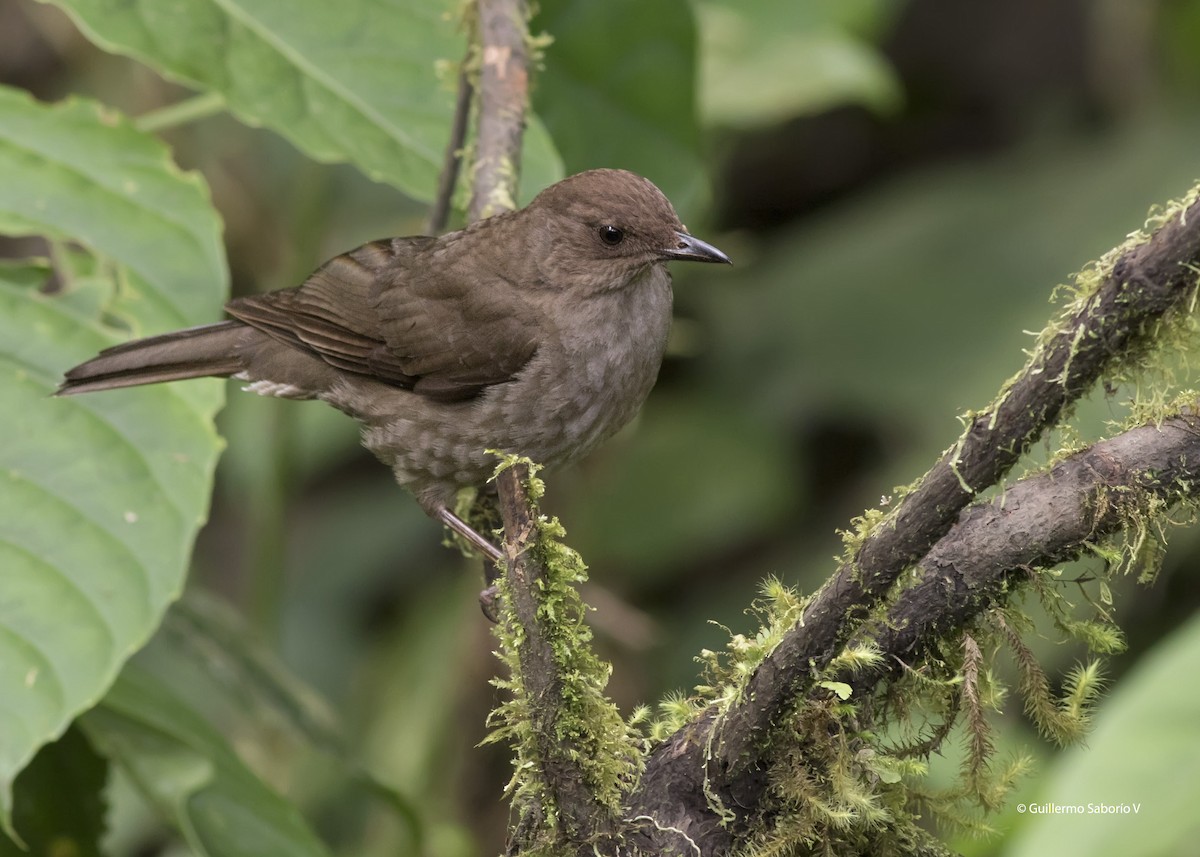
top-left (427, 58), bottom-right (474, 235)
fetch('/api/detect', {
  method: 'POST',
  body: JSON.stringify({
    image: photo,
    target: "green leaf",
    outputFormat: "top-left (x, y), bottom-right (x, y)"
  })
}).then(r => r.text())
top-left (81, 664), bottom-right (332, 857)
top-left (0, 726), bottom-right (107, 856)
top-left (532, 0), bottom-right (709, 220)
top-left (0, 86), bottom-right (226, 826)
top-left (0, 86), bottom-right (226, 329)
top-left (819, 680), bottom-right (853, 701)
top-left (695, 0), bottom-right (902, 127)
top-left (1006, 611), bottom-right (1200, 857)
top-left (140, 593), bottom-right (427, 852)
top-left (40, 0), bottom-right (467, 201)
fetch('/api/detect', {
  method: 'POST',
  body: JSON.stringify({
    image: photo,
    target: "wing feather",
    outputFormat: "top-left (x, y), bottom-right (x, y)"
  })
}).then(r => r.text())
top-left (225, 237), bottom-right (541, 401)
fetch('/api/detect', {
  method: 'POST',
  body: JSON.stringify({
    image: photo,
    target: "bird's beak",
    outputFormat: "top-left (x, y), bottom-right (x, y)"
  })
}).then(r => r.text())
top-left (662, 231), bottom-right (732, 265)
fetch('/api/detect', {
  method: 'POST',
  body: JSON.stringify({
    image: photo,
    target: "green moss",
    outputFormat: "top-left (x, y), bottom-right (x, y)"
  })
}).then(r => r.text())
top-left (485, 455), bottom-right (641, 850)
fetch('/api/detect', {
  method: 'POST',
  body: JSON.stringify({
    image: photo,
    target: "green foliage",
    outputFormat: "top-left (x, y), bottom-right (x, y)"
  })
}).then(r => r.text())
top-left (81, 663), bottom-right (331, 856)
top-left (632, 690), bottom-right (708, 746)
top-left (0, 84), bottom-right (225, 831)
top-left (532, 0), bottom-right (708, 219)
top-left (0, 86), bottom-right (225, 327)
top-left (0, 726), bottom-right (107, 856)
top-left (1007, 610), bottom-right (1200, 857)
top-left (692, 577), bottom-right (810, 706)
top-left (124, 592), bottom-right (430, 853)
top-left (695, 0), bottom-right (903, 127)
top-left (996, 616), bottom-right (1104, 748)
top-left (40, 0), bottom-right (462, 201)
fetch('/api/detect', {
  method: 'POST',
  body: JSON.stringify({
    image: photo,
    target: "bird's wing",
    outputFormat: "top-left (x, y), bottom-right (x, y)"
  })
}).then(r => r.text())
top-left (226, 238), bottom-right (541, 401)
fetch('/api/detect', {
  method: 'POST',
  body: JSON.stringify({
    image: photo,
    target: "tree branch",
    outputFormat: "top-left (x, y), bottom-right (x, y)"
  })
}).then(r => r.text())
top-left (621, 191), bottom-right (1200, 855)
top-left (711, 193), bottom-right (1200, 787)
top-left (625, 407), bottom-right (1200, 855)
top-left (849, 410), bottom-right (1200, 695)
top-left (467, 0), bottom-right (529, 223)
top-left (466, 3), bottom-right (624, 852)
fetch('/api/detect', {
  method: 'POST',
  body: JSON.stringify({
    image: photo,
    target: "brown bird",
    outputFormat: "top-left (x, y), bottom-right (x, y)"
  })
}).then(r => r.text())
top-left (58, 169), bottom-right (730, 559)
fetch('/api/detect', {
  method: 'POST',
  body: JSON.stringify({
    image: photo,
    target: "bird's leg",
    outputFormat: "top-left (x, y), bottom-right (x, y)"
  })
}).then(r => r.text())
top-left (436, 506), bottom-right (504, 563)
top-left (435, 506), bottom-right (505, 621)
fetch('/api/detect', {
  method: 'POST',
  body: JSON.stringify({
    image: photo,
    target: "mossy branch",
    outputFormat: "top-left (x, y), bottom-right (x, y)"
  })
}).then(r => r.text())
top-left (622, 189), bottom-right (1200, 856)
top-left (844, 408), bottom-right (1200, 697)
top-left (464, 6), bottom-right (641, 852)
top-left (710, 187), bottom-right (1200, 788)
top-left (489, 461), bottom-right (639, 853)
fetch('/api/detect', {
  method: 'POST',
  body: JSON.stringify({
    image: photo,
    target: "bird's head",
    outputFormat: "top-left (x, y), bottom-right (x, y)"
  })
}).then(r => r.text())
top-left (524, 169), bottom-right (730, 293)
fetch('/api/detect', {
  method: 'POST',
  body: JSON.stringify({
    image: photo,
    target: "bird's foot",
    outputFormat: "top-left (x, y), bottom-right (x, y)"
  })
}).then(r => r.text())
top-left (479, 584), bottom-right (501, 623)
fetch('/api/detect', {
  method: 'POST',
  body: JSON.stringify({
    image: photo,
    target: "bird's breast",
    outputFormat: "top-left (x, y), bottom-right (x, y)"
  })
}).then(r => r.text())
top-left (488, 266), bottom-right (674, 464)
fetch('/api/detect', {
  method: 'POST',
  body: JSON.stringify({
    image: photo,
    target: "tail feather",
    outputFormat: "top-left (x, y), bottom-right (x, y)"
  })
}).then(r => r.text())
top-left (57, 321), bottom-right (248, 396)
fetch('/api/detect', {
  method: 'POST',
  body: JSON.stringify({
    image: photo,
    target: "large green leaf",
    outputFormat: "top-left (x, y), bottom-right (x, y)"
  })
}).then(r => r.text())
top-left (41, 0), bottom-right (466, 202)
top-left (695, 0), bottom-right (902, 127)
top-left (0, 86), bottom-right (226, 823)
top-left (81, 664), bottom-right (331, 856)
top-left (532, 0), bottom-right (708, 220)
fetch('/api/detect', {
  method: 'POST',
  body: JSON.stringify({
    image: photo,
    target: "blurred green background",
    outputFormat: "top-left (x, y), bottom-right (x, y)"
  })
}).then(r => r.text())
top-left (5, 0), bottom-right (1200, 854)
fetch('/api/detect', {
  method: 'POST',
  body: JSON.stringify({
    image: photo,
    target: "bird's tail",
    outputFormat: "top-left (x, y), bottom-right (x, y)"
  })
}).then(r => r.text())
top-left (57, 321), bottom-right (248, 395)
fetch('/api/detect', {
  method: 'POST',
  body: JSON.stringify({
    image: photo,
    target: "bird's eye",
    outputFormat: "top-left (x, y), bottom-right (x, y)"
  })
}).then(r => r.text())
top-left (599, 225), bottom-right (625, 246)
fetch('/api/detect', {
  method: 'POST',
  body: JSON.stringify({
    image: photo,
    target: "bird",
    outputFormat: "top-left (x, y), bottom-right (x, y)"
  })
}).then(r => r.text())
top-left (58, 169), bottom-right (731, 561)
